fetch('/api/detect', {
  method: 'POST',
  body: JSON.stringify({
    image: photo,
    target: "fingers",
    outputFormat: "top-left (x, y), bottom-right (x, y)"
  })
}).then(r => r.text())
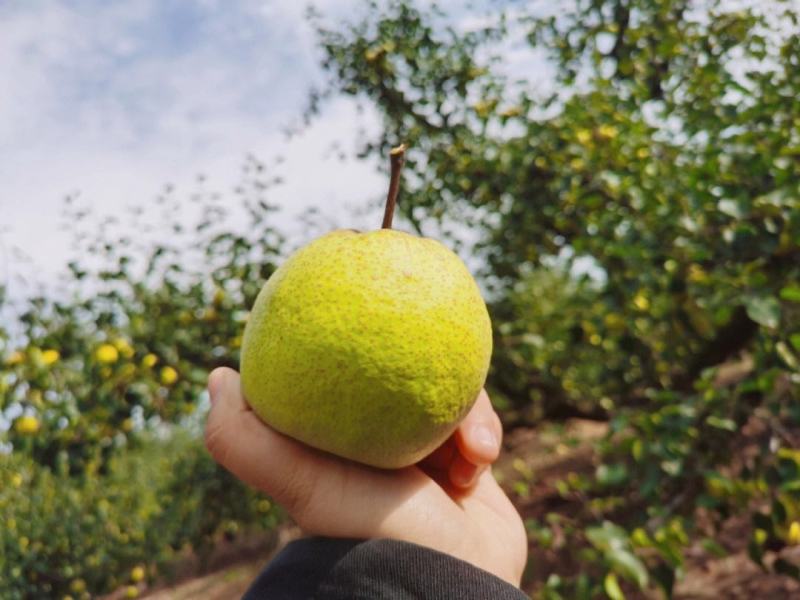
top-left (448, 451), bottom-right (480, 488)
top-left (420, 389), bottom-right (504, 490)
top-left (419, 437), bottom-right (456, 471)
top-left (205, 370), bottom-right (525, 585)
top-left (205, 367), bottom-right (445, 539)
top-left (205, 367), bottom-right (333, 519)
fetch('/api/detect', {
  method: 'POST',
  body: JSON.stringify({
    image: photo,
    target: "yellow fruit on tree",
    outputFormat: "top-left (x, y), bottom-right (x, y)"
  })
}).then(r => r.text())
top-left (4, 350), bottom-right (25, 366)
top-left (160, 366), bottom-right (178, 385)
top-left (95, 344), bottom-right (119, 363)
top-left (113, 338), bottom-right (135, 358)
top-left (15, 415), bottom-right (40, 435)
top-left (789, 522), bottom-right (800, 545)
top-left (41, 349), bottom-right (60, 365)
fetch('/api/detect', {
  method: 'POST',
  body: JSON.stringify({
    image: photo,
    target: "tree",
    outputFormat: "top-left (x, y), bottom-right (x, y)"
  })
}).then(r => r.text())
top-left (2, 157), bottom-right (283, 473)
top-left (0, 158), bottom-right (286, 597)
top-left (314, 0), bottom-right (800, 595)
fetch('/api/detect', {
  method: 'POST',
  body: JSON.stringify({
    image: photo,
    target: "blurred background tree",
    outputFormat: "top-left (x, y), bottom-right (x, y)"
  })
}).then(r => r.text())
top-left (1, 0), bottom-right (799, 598)
top-left (0, 158), bottom-right (286, 598)
top-left (313, 0), bottom-right (800, 596)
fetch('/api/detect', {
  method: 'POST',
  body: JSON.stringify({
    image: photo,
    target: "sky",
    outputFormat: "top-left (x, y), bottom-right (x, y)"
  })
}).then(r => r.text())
top-left (0, 0), bottom-right (553, 308)
top-left (0, 0), bottom-right (777, 299)
top-left (0, 0), bottom-right (394, 295)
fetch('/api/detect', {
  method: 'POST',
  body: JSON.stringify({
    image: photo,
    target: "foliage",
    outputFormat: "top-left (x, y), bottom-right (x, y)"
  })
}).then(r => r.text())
top-left (0, 433), bottom-right (282, 599)
top-left (0, 158), bottom-right (286, 597)
top-left (1, 157), bottom-right (283, 473)
top-left (313, 0), bottom-right (800, 596)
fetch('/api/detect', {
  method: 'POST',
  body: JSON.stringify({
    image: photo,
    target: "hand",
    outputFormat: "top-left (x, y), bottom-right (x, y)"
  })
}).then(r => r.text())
top-left (204, 367), bottom-right (528, 587)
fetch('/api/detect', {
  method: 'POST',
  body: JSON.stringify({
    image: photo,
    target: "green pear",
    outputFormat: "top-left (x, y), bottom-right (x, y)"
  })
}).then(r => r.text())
top-left (239, 146), bottom-right (492, 468)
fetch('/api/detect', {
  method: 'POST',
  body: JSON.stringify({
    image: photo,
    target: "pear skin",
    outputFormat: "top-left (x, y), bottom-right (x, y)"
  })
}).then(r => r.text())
top-left (240, 229), bottom-right (492, 469)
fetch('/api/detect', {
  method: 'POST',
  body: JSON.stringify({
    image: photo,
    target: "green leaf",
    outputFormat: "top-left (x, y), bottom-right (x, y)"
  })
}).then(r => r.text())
top-left (609, 548), bottom-right (650, 589)
top-left (701, 538), bottom-right (728, 558)
top-left (597, 463), bottom-right (629, 487)
top-left (748, 539), bottom-right (765, 566)
top-left (776, 342), bottom-right (799, 371)
top-left (773, 498), bottom-right (789, 524)
top-left (604, 572), bottom-right (625, 600)
top-left (651, 563), bottom-right (676, 598)
top-left (780, 285), bottom-right (800, 303)
top-left (780, 479), bottom-right (800, 492)
top-left (586, 521), bottom-right (629, 552)
top-left (792, 334), bottom-right (800, 352)
top-left (752, 513), bottom-right (774, 533)
top-left (705, 415), bottom-right (737, 432)
top-left (773, 558), bottom-right (800, 579)
top-left (586, 522), bottom-right (649, 589)
top-left (745, 296), bottom-right (781, 328)
top-left (575, 574), bottom-right (592, 600)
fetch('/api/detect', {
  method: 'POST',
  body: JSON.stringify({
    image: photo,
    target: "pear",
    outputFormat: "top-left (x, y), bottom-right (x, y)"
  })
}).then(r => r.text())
top-left (240, 146), bottom-right (492, 468)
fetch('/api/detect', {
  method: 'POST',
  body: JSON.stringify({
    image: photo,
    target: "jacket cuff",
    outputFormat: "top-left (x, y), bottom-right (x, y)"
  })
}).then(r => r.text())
top-left (243, 537), bottom-right (527, 599)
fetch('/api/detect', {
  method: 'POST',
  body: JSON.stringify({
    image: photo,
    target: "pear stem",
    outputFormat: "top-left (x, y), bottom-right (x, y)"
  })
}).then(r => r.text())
top-left (381, 143), bottom-right (407, 229)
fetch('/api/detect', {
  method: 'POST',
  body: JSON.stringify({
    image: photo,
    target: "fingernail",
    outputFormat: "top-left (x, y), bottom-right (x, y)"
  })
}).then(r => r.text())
top-left (473, 424), bottom-right (497, 451)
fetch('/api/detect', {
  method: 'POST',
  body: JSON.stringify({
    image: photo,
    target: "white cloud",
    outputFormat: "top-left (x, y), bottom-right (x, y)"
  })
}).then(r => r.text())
top-left (0, 0), bottom-right (386, 294)
top-left (3, 0), bottom-right (530, 303)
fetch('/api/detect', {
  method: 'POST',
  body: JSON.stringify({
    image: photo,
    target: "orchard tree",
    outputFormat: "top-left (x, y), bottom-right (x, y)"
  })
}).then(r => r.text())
top-left (0, 158), bottom-right (288, 597)
top-left (1, 157), bottom-right (284, 473)
top-left (314, 0), bottom-right (800, 595)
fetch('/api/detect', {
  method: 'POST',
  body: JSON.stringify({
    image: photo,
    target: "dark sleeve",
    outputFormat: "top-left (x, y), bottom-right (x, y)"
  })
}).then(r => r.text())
top-left (242, 537), bottom-right (528, 600)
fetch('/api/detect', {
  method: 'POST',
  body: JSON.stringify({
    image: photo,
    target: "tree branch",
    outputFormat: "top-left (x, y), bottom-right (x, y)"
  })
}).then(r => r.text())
top-left (609, 0), bottom-right (630, 62)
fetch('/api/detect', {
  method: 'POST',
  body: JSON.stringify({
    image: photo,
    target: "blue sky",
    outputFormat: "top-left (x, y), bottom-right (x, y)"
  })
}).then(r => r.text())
top-left (0, 0), bottom-right (392, 290)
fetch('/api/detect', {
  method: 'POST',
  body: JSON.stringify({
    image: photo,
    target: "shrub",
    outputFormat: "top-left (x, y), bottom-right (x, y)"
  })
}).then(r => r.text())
top-left (0, 433), bottom-right (282, 599)
top-left (1, 157), bottom-right (283, 474)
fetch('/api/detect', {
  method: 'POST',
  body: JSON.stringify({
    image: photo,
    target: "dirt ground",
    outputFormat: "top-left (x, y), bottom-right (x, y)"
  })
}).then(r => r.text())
top-left (496, 421), bottom-right (800, 599)
top-left (125, 420), bottom-right (799, 599)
